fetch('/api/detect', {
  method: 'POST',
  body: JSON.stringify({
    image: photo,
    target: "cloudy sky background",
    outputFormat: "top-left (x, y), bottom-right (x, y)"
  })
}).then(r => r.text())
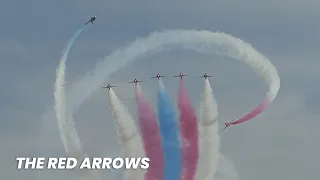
top-left (1, 0), bottom-right (319, 179)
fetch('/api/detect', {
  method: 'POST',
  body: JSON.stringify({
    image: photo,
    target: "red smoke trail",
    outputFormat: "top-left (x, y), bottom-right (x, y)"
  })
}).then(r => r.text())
top-left (135, 84), bottom-right (164, 180)
top-left (231, 97), bottom-right (270, 125)
top-left (177, 79), bottom-right (199, 180)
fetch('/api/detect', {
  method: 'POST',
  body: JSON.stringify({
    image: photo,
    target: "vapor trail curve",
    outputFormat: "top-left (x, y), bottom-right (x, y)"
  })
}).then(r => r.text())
top-left (135, 83), bottom-right (164, 180)
top-left (53, 24), bottom-right (101, 180)
top-left (61, 29), bottom-right (280, 131)
top-left (195, 79), bottom-right (220, 180)
top-left (177, 79), bottom-right (199, 180)
top-left (107, 88), bottom-right (145, 180)
top-left (54, 25), bottom-right (85, 156)
top-left (41, 29), bottom-right (280, 178)
top-left (157, 80), bottom-right (181, 180)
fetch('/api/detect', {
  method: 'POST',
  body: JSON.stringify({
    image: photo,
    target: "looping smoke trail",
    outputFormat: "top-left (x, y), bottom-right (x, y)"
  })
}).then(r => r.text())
top-left (157, 80), bottom-right (181, 180)
top-left (53, 24), bottom-right (101, 180)
top-left (62, 29), bottom-right (280, 132)
top-left (135, 83), bottom-right (164, 180)
top-left (195, 79), bottom-right (220, 180)
top-left (44, 29), bottom-right (280, 179)
top-left (177, 79), bottom-right (199, 180)
top-left (107, 88), bottom-right (145, 180)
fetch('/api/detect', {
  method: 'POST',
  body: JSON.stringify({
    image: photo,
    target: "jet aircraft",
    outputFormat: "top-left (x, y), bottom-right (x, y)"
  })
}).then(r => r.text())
top-left (173, 72), bottom-right (188, 79)
top-left (150, 74), bottom-right (166, 80)
top-left (128, 79), bottom-right (145, 84)
top-left (102, 84), bottom-right (117, 90)
top-left (197, 73), bottom-right (214, 79)
top-left (223, 120), bottom-right (235, 130)
top-left (85, 16), bottom-right (96, 25)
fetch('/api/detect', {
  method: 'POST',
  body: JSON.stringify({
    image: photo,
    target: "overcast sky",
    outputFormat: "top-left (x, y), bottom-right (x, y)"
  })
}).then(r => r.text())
top-left (1, 0), bottom-right (319, 180)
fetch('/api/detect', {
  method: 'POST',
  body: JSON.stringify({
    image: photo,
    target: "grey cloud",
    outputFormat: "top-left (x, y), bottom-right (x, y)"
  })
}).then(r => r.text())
top-left (1, 0), bottom-right (319, 179)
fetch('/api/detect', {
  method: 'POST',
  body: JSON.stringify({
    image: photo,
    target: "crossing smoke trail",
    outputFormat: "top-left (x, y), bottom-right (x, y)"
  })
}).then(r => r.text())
top-left (177, 79), bottom-right (199, 180)
top-left (195, 79), bottom-right (220, 180)
top-left (63, 30), bottom-right (280, 129)
top-left (53, 24), bottom-right (101, 180)
top-left (135, 83), bottom-right (164, 180)
top-left (43, 29), bottom-right (281, 179)
top-left (107, 88), bottom-right (145, 180)
top-left (157, 80), bottom-right (181, 180)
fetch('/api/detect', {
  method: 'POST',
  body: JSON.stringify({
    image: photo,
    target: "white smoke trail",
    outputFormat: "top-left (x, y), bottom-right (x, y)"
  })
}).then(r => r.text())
top-left (53, 25), bottom-right (102, 180)
top-left (107, 89), bottom-right (145, 180)
top-left (64, 30), bottom-right (280, 123)
top-left (195, 79), bottom-right (220, 180)
top-left (215, 155), bottom-right (241, 180)
top-left (55, 60), bottom-right (101, 180)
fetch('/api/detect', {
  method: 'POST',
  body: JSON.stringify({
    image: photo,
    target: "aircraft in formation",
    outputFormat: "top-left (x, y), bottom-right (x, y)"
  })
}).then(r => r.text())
top-left (101, 84), bottom-right (117, 90)
top-left (173, 72), bottom-right (188, 79)
top-left (101, 73), bottom-right (229, 128)
top-left (128, 79), bottom-right (145, 84)
top-left (150, 74), bottom-right (166, 80)
top-left (197, 73), bottom-right (214, 79)
top-left (85, 16), bottom-right (96, 25)
top-left (105, 73), bottom-right (212, 86)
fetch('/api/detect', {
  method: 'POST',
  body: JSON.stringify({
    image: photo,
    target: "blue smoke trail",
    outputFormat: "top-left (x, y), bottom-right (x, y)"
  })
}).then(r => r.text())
top-left (61, 24), bottom-right (87, 60)
top-left (156, 80), bottom-right (181, 180)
